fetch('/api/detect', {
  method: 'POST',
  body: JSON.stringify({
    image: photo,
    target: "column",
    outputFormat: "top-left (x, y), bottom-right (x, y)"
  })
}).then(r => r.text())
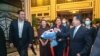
top-left (24, 0), bottom-right (32, 23)
top-left (93, 0), bottom-right (100, 19)
top-left (50, 0), bottom-right (57, 20)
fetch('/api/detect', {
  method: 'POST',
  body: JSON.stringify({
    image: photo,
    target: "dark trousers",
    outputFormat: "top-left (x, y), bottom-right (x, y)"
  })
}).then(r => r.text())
top-left (54, 42), bottom-right (65, 56)
top-left (16, 39), bottom-right (28, 56)
top-left (0, 46), bottom-right (7, 56)
top-left (17, 48), bottom-right (28, 56)
top-left (69, 50), bottom-right (89, 56)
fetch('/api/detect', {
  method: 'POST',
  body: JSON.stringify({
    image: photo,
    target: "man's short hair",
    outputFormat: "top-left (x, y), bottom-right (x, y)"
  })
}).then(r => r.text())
top-left (17, 10), bottom-right (24, 14)
top-left (74, 14), bottom-right (83, 23)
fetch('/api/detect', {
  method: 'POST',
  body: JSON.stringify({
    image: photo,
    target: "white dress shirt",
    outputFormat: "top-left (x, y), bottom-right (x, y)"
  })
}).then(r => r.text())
top-left (73, 25), bottom-right (81, 38)
top-left (18, 19), bottom-right (24, 38)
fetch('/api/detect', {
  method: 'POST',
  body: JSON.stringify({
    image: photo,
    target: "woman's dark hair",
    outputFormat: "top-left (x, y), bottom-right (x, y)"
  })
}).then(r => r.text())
top-left (85, 17), bottom-right (92, 21)
top-left (62, 18), bottom-right (68, 24)
top-left (39, 19), bottom-right (50, 28)
top-left (53, 17), bottom-right (62, 27)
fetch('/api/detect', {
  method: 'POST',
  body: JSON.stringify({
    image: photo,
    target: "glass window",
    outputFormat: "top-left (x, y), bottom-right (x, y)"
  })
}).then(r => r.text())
top-left (37, 13), bottom-right (42, 16)
top-left (32, 14), bottom-right (36, 17)
top-left (44, 13), bottom-right (49, 16)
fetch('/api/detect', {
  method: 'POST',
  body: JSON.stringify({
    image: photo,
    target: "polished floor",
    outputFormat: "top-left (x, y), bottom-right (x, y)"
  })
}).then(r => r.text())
top-left (7, 46), bottom-right (40, 56)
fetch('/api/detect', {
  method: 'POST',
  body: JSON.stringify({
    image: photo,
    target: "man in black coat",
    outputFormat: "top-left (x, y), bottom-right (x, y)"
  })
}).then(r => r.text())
top-left (69, 15), bottom-right (92, 56)
top-left (9, 10), bottom-right (33, 56)
top-left (84, 17), bottom-right (97, 44)
top-left (0, 26), bottom-right (7, 56)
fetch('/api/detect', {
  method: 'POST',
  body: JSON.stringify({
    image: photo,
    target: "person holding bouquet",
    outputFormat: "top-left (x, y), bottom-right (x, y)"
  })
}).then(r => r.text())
top-left (62, 18), bottom-right (70, 56)
top-left (52, 17), bottom-right (69, 56)
top-left (38, 20), bottom-right (52, 56)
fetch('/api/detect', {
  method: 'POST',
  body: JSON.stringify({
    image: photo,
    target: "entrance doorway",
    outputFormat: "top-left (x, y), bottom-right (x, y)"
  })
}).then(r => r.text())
top-left (57, 9), bottom-right (93, 24)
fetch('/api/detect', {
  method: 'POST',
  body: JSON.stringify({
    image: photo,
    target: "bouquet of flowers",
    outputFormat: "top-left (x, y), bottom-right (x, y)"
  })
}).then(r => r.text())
top-left (41, 29), bottom-right (58, 47)
top-left (41, 29), bottom-right (56, 39)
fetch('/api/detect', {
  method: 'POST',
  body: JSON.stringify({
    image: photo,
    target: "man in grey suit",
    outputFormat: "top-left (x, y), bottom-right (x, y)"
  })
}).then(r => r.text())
top-left (90, 28), bottom-right (100, 56)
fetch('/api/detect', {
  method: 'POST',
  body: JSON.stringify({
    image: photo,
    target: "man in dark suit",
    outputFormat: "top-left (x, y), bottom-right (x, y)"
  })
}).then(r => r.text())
top-left (90, 28), bottom-right (100, 56)
top-left (84, 17), bottom-right (98, 56)
top-left (0, 26), bottom-right (7, 56)
top-left (9, 10), bottom-right (33, 56)
top-left (69, 15), bottom-right (92, 56)
top-left (84, 17), bottom-right (97, 44)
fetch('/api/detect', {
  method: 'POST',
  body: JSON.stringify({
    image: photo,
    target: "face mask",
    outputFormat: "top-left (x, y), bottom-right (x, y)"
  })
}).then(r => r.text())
top-left (85, 21), bottom-right (91, 25)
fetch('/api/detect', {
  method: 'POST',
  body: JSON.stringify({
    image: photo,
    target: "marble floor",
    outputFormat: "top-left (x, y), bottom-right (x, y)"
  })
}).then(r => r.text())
top-left (7, 46), bottom-right (40, 56)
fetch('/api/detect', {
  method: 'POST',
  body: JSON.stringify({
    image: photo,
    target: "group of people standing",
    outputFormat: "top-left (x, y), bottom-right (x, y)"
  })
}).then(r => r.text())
top-left (38, 15), bottom-right (94, 56)
top-left (0, 10), bottom-right (100, 56)
top-left (38, 15), bottom-right (100, 56)
top-left (38, 17), bottom-right (69, 56)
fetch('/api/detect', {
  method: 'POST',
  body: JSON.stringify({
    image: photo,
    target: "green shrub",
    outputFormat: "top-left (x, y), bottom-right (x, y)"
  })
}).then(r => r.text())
top-left (32, 16), bottom-right (38, 28)
top-left (92, 18), bottom-right (100, 24)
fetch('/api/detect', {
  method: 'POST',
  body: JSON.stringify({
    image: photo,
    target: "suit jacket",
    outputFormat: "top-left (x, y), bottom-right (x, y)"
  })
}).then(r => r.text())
top-left (9, 20), bottom-right (33, 49)
top-left (85, 26), bottom-right (97, 44)
top-left (52, 25), bottom-right (69, 43)
top-left (51, 25), bottom-right (69, 51)
top-left (0, 27), bottom-right (7, 56)
top-left (90, 28), bottom-right (100, 56)
top-left (69, 26), bottom-right (92, 56)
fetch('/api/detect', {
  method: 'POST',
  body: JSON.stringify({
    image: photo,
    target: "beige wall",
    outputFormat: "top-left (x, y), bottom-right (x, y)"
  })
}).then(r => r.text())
top-left (24, 0), bottom-right (100, 23)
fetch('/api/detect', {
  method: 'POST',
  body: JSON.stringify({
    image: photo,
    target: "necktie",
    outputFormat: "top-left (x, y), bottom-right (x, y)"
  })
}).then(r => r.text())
top-left (73, 27), bottom-right (78, 38)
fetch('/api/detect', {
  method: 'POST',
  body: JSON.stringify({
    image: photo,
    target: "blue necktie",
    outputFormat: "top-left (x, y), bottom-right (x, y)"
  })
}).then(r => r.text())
top-left (73, 28), bottom-right (77, 38)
